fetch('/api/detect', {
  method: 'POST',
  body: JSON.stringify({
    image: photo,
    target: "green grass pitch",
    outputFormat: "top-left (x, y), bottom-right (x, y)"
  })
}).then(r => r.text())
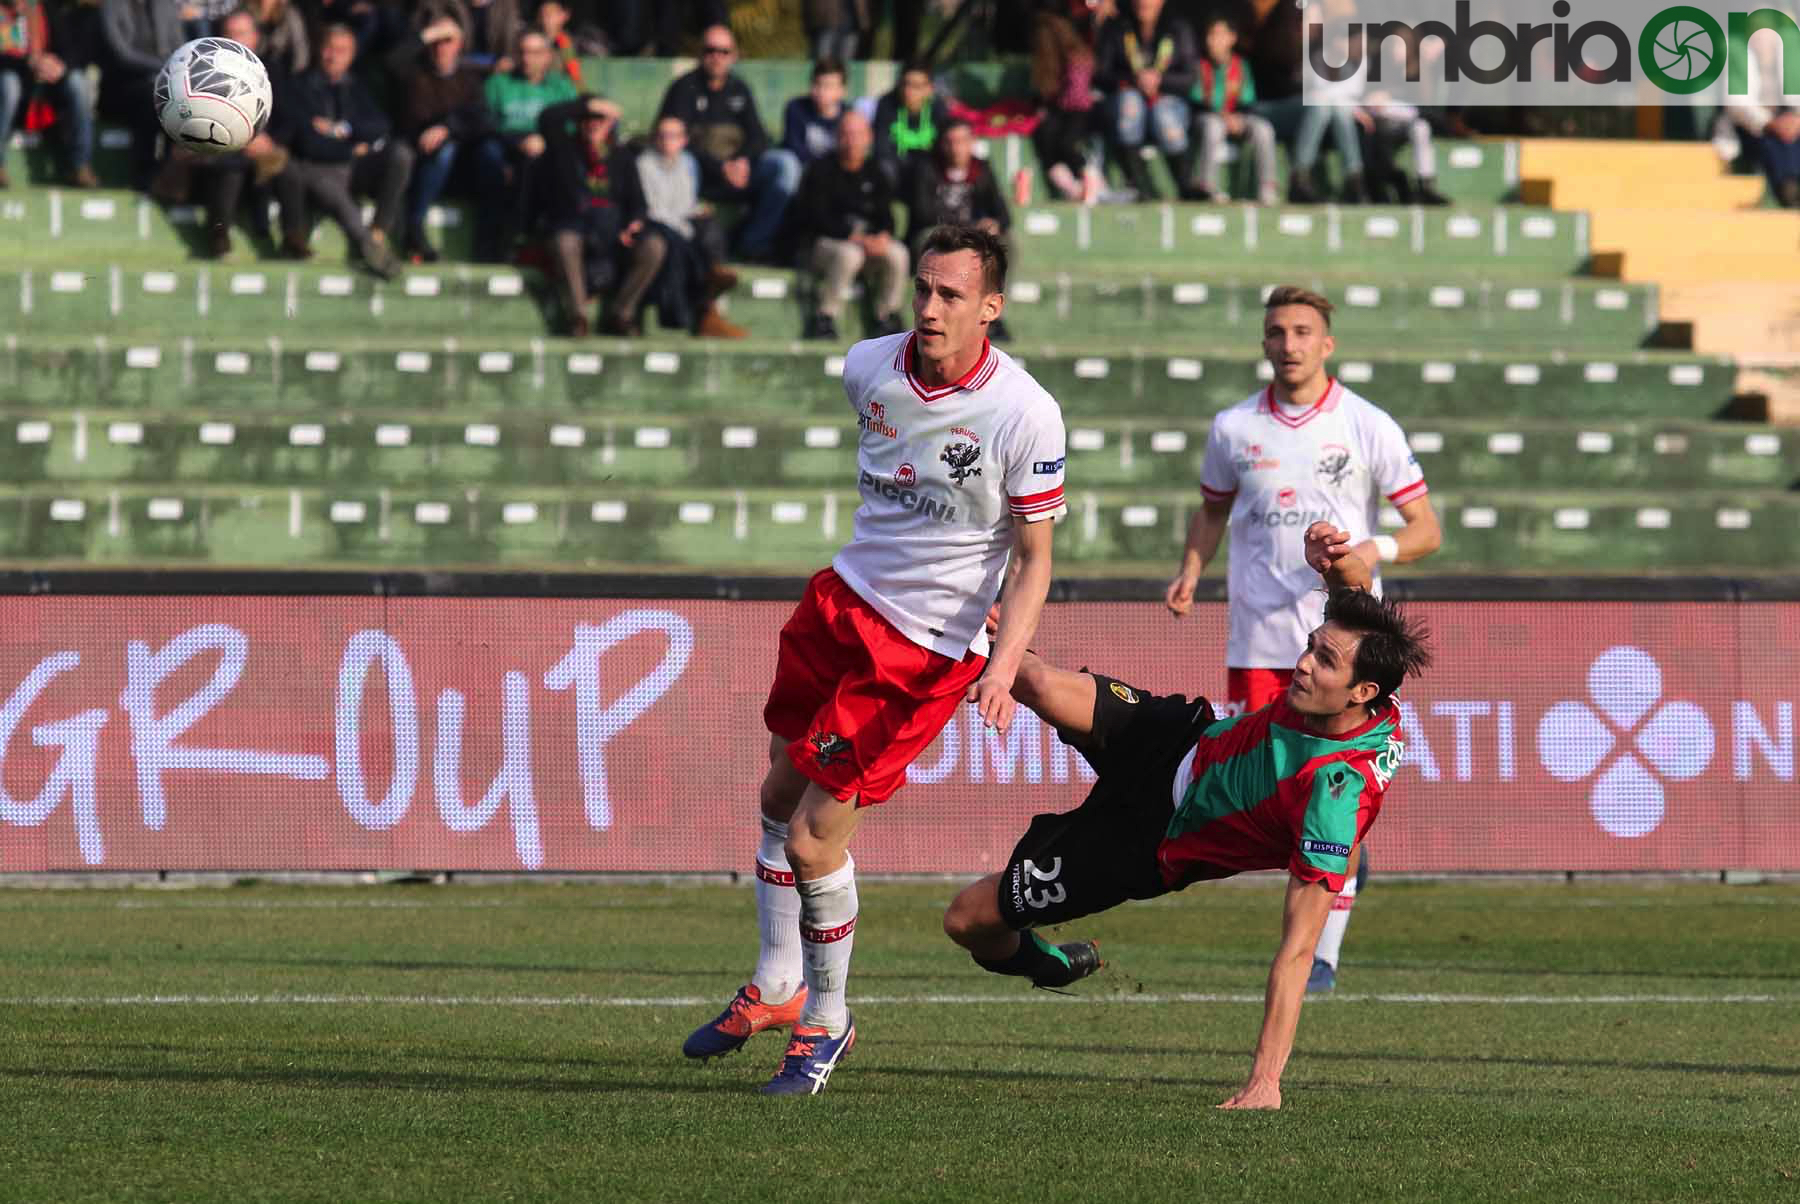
top-left (1, 878), bottom-right (1796, 1202)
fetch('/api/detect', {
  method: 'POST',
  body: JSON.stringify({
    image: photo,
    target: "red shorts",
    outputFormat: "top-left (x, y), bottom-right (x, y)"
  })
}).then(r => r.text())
top-left (764, 568), bottom-right (987, 805)
top-left (1225, 667), bottom-right (1293, 717)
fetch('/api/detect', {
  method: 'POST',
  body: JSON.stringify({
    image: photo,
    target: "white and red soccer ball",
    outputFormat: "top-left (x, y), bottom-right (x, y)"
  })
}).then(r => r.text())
top-left (154, 38), bottom-right (273, 155)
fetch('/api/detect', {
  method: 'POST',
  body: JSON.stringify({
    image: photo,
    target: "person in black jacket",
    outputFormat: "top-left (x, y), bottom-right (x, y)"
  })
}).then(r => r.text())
top-left (387, 16), bottom-right (504, 260)
top-left (902, 119), bottom-right (1012, 341)
top-left (869, 62), bottom-right (948, 192)
top-left (97, 0), bottom-right (183, 189)
top-left (268, 23), bottom-right (407, 277)
top-left (1094, 0), bottom-right (1198, 200)
top-left (535, 94), bottom-right (665, 337)
top-left (654, 23), bottom-right (799, 262)
top-left (788, 109), bottom-right (906, 342)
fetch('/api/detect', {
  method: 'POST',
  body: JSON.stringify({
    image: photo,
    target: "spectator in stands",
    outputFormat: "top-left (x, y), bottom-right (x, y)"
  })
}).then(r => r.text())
top-left (1353, 22), bottom-right (1447, 205)
top-left (636, 115), bottom-right (745, 337)
top-left (1243, 0), bottom-right (1362, 201)
top-left (1356, 103), bottom-right (1448, 205)
top-left (0, 0), bottom-right (97, 188)
top-left (389, 17), bottom-right (504, 261)
top-left (412, 0), bottom-right (520, 72)
top-left (871, 61), bottom-right (947, 191)
top-left (178, 0), bottom-right (235, 39)
top-left (154, 6), bottom-right (290, 256)
top-left (656, 23), bottom-right (799, 262)
top-left (1184, 16), bottom-right (1276, 203)
top-left (536, 93), bottom-right (662, 336)
top-left (98, 0), bottom-right (184, 191)
top-left (269, 23), bottom-right (406, 277)
top-left (1094, 0), bottom-right (1197, 201)
top-left (485, 29), bottom-right (574, 252)
top-left (902, 119), bottom-right (1013, 336)
top-left (803, 0), bottom-right (863, 62)
top-left (1762, 108), bottom-right (1800, 208)
top-left (601, 0), bottom-right (726, 56)
top-left (532, 0), bottom-right (581, 86)
top-left (789, 108), bottom-right (907, 342)
top-left (1720, 32), bottom-right (1800, 208)
top-left (305, 0), bottom-right (394, 61)
top-left (246, 0), bottom-right (307, 82)
top-left (1029, 2), bottom-right (1102, 202)
top-left (781, 55), bottom-right (846, 168)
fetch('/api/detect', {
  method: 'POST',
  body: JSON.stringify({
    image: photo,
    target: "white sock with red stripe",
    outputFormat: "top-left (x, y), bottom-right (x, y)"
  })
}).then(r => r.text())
top-left (750, 817), bottom-right (803, 1004)
top-left (796, 854), bottom-right (858, 1037)
top-left (1314, 870), bottom-right (1359, 968)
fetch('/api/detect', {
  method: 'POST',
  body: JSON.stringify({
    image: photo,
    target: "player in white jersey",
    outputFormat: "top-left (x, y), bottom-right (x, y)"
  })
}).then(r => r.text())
top-left (1164, 285), bottom-right (1440, 992)
top-left (682, 224), bottom-right (1070, 1094)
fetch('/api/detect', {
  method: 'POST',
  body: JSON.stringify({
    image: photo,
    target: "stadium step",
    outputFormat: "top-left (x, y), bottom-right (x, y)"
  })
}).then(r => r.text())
top-left (0, 484), bottom-right (1793, 572)
top-left (0, 177), bottom-right (1582, 275)
top-left (1011, 202), bottom-right (1584, 272)
top-left (0, 263), bottom-right (1661, 351)
top-left (1518, 138), bottom-right (1771, 211)
top-left (1658, 283), bottom-right (1800, 362)
top-left (0, 338), bottom-right (1734, 420)
top-left (4, 411), bottom-right (1789, 494)
top-left (0, 184), bottom-right (481, 268)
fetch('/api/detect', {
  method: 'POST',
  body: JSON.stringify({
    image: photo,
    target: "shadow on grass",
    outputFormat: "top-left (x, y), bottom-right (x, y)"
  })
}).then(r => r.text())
top-left (897, 1038), bottom-right (1800, 1079)
top-left (95, 953), bottom-right (926, 982)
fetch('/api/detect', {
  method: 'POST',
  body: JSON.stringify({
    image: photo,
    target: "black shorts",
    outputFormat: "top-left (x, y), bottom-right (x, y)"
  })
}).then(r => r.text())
top-left (996, 675), bottom-right (1219, 930)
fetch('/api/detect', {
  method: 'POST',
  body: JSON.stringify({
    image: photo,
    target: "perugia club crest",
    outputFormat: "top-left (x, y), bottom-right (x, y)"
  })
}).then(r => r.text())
top-left (941, 442), bottom-right (982, 485)
top-left (810, 731), bottom-right (852, 767)
top-left (1317, 444), bottom-right (1353, 487)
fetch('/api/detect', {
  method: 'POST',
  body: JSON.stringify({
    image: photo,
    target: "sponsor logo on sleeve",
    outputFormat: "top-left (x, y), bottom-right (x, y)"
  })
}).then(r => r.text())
top-left (1301, 839), bottom-right (1352, 858)
top-left (1034, 457), bottom-right (1065, 475)
top-left (1110, 681), bottom-right (1139, 704)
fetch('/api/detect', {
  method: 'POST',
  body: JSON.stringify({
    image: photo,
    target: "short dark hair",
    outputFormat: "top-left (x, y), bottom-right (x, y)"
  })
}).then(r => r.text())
top-left (812, 55), bottom-right (846, 82)
top-left (937, 116), bottom-right (974, 149)
top-left (901, 60), bottom-right (933, 83)
top-left (919, 223), bottom-right (1008, 296)
top-left (1323, 588), bottom-right (1432, 710)
top-left (1264, 285), bottom-right (1335, 330)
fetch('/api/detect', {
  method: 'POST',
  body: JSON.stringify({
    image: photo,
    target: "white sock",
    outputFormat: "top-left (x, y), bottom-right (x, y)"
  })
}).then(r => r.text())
top-left (796, 854), bottom-right (858, 1036)
top-left (1314, 871), bottom-right (1358, 968)
top-left (750, 817), bottom-right (803, 1004)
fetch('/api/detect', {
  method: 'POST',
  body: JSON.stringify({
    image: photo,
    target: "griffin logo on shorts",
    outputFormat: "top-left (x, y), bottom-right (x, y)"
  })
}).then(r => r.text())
top-left (810, 731), bottom-right (852, 767)
top-left (1110, 682), bottom-right (1139, 704)
top-left (941, 441), bottom-right (982, 485)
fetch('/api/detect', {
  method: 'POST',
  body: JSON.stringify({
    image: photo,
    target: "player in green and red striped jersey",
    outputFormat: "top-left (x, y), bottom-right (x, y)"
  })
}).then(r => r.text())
top-left (943, 521), bottom-right (1431, 1110)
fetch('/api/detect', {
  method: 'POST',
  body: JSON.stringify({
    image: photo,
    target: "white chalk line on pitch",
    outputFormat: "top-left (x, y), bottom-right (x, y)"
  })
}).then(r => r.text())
top-left (4, 992), bottom-right (1797, 1007)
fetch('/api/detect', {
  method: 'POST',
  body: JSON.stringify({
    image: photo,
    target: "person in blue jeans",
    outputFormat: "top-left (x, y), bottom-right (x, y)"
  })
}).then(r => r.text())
top-left (1092, 0), bottom-right (1197, 201)
top-left (388, 16), bottom-right (505, 261)
top-left (0, 0), bottom-right (96, 188)
top-left (656, 23), bottom-right (799, 263)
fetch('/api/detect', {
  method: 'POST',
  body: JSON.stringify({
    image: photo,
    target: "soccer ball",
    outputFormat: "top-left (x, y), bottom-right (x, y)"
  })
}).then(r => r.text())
top-left (154, 38), bottom-right (273, 155)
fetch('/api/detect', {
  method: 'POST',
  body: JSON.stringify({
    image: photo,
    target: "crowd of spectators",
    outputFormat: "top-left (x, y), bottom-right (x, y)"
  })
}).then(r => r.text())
top-left (2, 0), bottom-right (1794, 339)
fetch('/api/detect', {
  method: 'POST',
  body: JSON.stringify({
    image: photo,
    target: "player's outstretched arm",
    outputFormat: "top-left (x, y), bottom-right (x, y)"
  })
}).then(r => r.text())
top-left (1218, 871), bottom-right (1339, 1111)
top-left (968, 516), bottom-right (1054, 732)
top-left (1304, 521), bottom-right (1373, 592)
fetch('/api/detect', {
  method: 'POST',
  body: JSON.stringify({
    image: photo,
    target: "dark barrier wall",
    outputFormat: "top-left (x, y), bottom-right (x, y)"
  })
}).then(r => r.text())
top-left (0, 576), bottom-right (1794, 873)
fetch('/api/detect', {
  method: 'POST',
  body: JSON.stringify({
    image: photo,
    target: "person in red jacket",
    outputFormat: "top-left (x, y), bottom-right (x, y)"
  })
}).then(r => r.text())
top-left (0, 0), bottom-right (96, 187)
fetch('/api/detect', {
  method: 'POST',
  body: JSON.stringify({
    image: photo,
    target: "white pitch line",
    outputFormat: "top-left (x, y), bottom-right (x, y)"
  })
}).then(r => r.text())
top-left (3, 993), bottom-right (1795, 1008)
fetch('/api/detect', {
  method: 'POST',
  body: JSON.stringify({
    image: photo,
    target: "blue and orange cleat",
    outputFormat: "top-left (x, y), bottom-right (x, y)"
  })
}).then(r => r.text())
top-left (760, 1016), bottom-right (857, 1095)
top-left (682, 984), bottom-right (808, 1060)
top-left (1306, 957), bottom-right (1337, 994)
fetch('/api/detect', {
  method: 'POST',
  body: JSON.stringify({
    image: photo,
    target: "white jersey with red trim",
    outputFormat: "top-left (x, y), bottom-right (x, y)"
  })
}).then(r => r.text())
top-left (831, 331), bottom-right (1067, 661)
top-left (1200, 380), bottom-right (1428, 668)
